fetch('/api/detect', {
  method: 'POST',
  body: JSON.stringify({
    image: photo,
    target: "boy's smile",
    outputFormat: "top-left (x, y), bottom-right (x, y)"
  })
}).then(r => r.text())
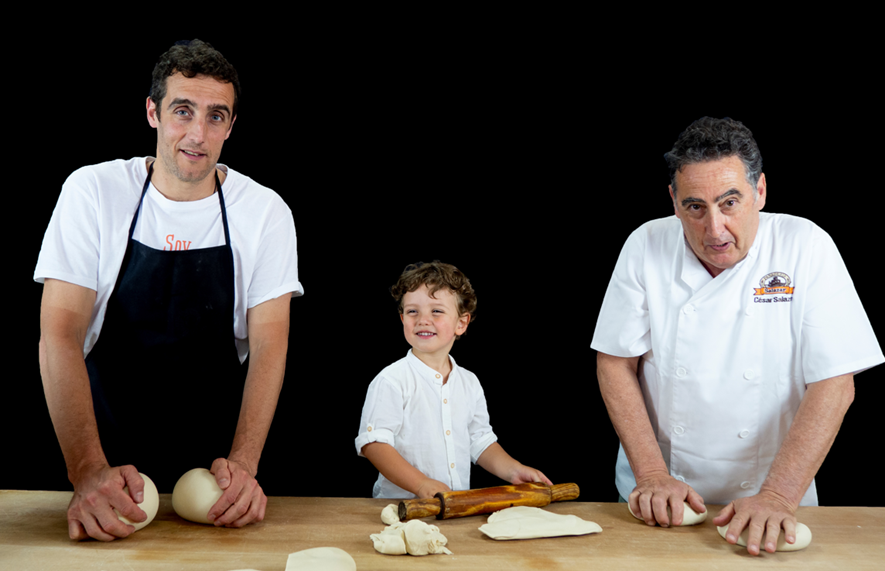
top-left (401, 284), bottom-right (470, 374)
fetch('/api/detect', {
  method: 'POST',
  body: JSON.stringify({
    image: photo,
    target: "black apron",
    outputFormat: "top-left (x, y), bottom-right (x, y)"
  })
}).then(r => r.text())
top-left (85, 163), bottom-right (245, 491)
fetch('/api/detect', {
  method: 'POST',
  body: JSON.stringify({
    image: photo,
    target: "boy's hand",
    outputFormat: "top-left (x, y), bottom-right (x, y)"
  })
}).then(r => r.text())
top-left (416, 478), bottom-right (452, 499)
top-left (509, 465), bottom-right (553, 487)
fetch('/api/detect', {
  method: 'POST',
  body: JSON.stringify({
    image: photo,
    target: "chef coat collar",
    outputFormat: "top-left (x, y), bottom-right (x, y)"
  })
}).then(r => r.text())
top-left (405, 349), bottom-right (459, 387)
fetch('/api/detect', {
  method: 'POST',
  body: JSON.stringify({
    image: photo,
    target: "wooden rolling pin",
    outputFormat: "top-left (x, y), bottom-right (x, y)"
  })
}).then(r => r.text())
top-left (398, 482), bottom-right (579, 521)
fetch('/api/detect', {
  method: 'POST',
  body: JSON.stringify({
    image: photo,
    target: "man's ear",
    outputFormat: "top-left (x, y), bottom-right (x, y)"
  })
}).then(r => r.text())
top-left (669, 185), bottom-right (681, 219)
top-left (755, 173), bottom-right (767, 211)
top-left (225, 115), bottom-right (237, 140)
top-left (146, 96), bottom-right (160, 128)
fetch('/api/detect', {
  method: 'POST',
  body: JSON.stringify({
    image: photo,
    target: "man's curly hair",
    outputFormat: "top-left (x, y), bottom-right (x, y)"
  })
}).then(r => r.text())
top-left (149, 39), bottom-right (240, 119)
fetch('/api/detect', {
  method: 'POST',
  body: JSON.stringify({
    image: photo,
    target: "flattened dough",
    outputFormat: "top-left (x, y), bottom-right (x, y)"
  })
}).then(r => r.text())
top-left (628, 501), bottom-right (707, 526)
top-left (172, 468), bottom-right (224, 524)
top-left (717, 522), bottom-right (812, 552)
top-left (115, 472), bottom-right (159, 532)
top-left (381, 503), bottom-right (400, 525)
top-left (285, 547), bottom-right (356, 571)
top-left (479, 506), bottom-right (602, 540)
top-left (371, 520), bottom-right (452, 556)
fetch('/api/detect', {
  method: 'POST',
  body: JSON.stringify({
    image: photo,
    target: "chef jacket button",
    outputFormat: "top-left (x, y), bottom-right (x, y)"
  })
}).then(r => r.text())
top-left (740, 481), bottom-right (752, 489)
top-left (675, 475), bottom-right (686, 482)
top-left (743, 370), bottom-right (755, 381)
top-left (739, 430), bottom-right (750, 438)
top-left (745, 306), bottom-right (754, 316)
top-left (446, 430), bottom-right (451, 436)
top-left (676, 367), bottom-right (687, 378)
top-left (435, 374), bottom-right (441, 379)
top-left (682, 304), bottom-right (695, 314)
top-left (673, 426), bottom-right (685, 435)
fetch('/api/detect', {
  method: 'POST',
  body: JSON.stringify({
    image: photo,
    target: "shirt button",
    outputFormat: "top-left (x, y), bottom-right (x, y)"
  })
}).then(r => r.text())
top-left (675, 475), bottom-right (686, 482)
top-left (682, 304), bottom-right (695, 314)
top-left (446, 430), bottom-right (451, 436)
top-left (443, 399), bottom-right (448, 404)
top-left (367, 426), bottom-right (372, 432)
top-left (739, 430), bottom-right (750, 438)
top-left (743, 370), bottom-right (755, 381)
top-left (673, 426), bottom-right (685, 435)
top-left (435, 374), bottom-right (441, 379)
top-left (676, 367), bottom-right (687, 378)
top-left (740, 481), bottom-right (752, 489)
top-left (451, 463), bottom-right (455, 469)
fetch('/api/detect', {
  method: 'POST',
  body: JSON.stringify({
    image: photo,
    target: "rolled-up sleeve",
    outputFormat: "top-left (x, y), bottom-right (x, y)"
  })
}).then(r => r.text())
top-left (355, 376), bottom-right (402, 456)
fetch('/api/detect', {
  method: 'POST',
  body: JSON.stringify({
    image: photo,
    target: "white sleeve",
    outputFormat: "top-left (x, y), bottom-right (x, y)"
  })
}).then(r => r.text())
top-left (591, 228), bottom-right (652, 357)
top-left (247, 199), bottom-right (303, 307)
top-left (801, 227), bottom-right (884, 383)
top-left (355, 376), bottom-right (402, 456)
top-left (468, 384), bottom-right (497, 463)
top-left (34, 168), bottom-right (101, 290)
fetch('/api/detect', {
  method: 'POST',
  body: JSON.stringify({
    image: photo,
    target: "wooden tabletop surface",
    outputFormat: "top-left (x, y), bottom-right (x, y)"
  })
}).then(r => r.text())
top-left (1, 490), bottom-right (883, 570)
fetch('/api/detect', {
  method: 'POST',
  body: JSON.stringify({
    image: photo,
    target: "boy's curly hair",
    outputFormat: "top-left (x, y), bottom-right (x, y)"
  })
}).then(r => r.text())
top-left (390, 261), bottom-right (477, 329)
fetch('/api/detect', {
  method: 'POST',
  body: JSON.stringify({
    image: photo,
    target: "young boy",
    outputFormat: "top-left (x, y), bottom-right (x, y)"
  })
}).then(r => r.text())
top-left (355, 261), bottom-right (551, 499)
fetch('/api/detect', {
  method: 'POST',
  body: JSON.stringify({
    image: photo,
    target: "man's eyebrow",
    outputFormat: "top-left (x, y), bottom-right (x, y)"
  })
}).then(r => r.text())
top-left (680, 189), bottom-right (743, 207)
top-left (166, 98), bottom-right (232, 116)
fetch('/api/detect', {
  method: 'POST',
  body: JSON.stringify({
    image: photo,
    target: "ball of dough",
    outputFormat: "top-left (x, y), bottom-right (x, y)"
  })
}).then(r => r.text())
top-left (286, 547), bottom-right (356, 571)
top-left (717, 522), bottom-right (812, 552)
top-left (381, 504), bottom-right (400, 525)
top-left (115, 472), bottom-right (159, 531)
top-left (628, 501), bottom-right (707, 526)
top-left (172, 468), bottom-right (224, 524)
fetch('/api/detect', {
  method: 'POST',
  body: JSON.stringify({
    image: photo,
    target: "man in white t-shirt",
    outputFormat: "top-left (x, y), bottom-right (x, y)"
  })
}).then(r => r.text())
top-left (591, 117), bottom-right (882, 555)
top-left (35, 40), bottom-right (301, 541)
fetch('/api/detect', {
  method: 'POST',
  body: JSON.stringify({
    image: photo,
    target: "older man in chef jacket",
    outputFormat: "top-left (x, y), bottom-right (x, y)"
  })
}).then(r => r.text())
top-left (591, 117), bottom-right (883, 556)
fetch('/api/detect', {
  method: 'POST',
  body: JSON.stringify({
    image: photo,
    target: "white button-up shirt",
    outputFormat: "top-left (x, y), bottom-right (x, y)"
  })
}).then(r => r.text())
top-left (592, 213), bottom-right (883, 505)
top-left (355, 350), bottom-right (497, 499)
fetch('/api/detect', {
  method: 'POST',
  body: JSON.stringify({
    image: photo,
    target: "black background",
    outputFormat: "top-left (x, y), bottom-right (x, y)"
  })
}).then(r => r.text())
top-left (7, 19), bottom-right (882, 507)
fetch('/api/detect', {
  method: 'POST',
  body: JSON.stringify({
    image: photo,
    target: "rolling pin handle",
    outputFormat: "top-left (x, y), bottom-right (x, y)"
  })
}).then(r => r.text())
top-left (550, 483), bottom-right (580, 503)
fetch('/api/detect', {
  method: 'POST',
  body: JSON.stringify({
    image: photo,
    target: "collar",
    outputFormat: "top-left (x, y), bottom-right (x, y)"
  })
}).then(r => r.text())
top-left (406, 349), bottom-right (457, 387)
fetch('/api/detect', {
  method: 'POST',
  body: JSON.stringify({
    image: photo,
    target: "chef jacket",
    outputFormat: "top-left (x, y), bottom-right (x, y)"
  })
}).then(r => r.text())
top-left (591, 212), bottom-right (883, 505)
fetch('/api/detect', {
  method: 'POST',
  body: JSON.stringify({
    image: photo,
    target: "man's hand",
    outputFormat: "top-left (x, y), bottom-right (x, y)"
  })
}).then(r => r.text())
top-left (207, 458), bottom-right (267, 527)
top-left (713, 490), bottom-right (797, 555)
top-left (67, 463), bottom-right (145, 541)
top-left (415, 478), bottom-right (452, 498)
top-left (507, 465), bottom-right (553, 487)
top-left (629, 470), bottom-right (705, 527)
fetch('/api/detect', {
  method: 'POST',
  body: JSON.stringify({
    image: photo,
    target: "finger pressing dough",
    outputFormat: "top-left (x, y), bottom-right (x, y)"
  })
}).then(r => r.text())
top-left (371, 520), bottom-right (453, 556)
top-left (628, 501), bottom-right (707, 526)
top-left (115, 472), bottom-right (159, 531)
top-left (285, 547), bottom-right (356, 571)
top-left (381, 503), bottom-right (400, 525)
top-left (479, 506), bottom-right (602, 540)
top-left (172, 468), bottom-right (224, 524)
top-left (717, 522), bottom-right (812, 552)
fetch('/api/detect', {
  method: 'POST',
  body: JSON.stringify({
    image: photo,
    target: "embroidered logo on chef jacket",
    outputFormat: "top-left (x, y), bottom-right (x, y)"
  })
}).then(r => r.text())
top-left (753, 272), bottom-right (794, 303)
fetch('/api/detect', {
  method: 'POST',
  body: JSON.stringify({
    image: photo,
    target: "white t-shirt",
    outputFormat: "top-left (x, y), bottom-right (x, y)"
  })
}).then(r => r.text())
top-left (591, 212), bottom-right (883, 505)
top-left (355, 350), bottom-right (498, 499)
top-left (34, 157), bottom-right (303, 362)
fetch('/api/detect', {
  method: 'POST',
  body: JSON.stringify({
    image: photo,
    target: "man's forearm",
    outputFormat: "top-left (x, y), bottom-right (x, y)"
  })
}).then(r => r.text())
top-left (228, 297), bottom-right (290, 475)
top-left (596, 352), bottom-right (668, 479)
top-left (759, 374), bottom-right (854, 508)
top-left (39, 280), bottom-right (107, 481)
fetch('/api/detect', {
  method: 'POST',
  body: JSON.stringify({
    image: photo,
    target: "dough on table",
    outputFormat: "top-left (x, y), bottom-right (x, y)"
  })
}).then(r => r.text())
top-left (115, 472), bottom-right (159, 532)
top-left (285, 547), bottom-right (356, 570)
top-left (479, 506), bottom-right (602, 540)
top-left (371, 519), bottom-right (453, 556)
top-left (717, 523), bottom-right (812, 552)
top-left (381, 503), bottom-right (400, 525)
top-left (172, 468), bottom-right (224, 524)
top-left (628, 501), bottom-right (707, 526)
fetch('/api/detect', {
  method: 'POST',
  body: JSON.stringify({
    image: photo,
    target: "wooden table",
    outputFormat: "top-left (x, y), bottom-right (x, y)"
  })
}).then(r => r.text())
top-left (2, 491), bottom-right (883, 570)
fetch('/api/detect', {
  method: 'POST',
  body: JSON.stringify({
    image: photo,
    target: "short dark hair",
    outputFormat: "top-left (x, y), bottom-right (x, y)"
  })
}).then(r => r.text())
top-left (664, 117), bottom-right (762, 195)
top-left (150, 39), bottom-right (240, 119)
top-left (391, 261), bottom-right (477, 338)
